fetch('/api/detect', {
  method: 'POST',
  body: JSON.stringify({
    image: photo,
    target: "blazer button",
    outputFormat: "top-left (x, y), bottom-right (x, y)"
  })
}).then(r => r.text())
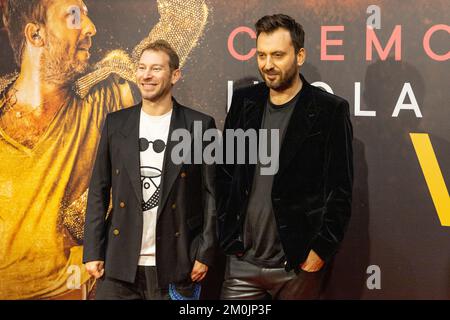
top-left (175, 232), bottom-right (180, 237)
top-left (115, 169), bottom-right (120, 175)
top-left (180, 172), bottom-right (187, 178)
top-left (120, 202), bottom-right (126, 208)
top-left (113, 229), bottom-right (120, 236)
top-left (171, 203), bottom-right (176, 210)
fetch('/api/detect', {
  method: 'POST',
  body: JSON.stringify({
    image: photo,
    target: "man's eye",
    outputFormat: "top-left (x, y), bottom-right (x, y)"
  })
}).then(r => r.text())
top-left (152, 68), bottom-right (162, 72)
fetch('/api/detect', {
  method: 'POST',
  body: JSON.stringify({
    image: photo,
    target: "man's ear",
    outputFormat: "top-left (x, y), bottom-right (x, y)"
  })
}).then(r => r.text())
top-left (24, 23), bottom-right (45, 47)
top-left (297, 48), bottom-right (306, 67)
top-left (171, 68), bottom-right (181, 85)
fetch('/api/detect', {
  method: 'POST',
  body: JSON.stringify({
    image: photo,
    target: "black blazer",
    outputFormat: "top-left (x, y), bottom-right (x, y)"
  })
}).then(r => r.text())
top-left (217, 74), bottom-right (353, 271)
top-left (83, 100), bottom-right (217, 287)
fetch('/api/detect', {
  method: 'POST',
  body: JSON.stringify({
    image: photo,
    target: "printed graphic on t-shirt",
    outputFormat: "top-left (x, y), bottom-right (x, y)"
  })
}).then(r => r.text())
top-left (139, 137), bottom-right (166, 211)
top-left (138, 109), bottom-right (171, 266)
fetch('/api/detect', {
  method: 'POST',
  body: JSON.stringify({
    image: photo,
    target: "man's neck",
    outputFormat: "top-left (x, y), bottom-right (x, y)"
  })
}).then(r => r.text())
top-left (9, 72), bottom-right (70, 115)
top-left (141, 94), bottom-right (173, 116)
top-left (0, 70), bottom-right (72, 149)
top-left (9, 51), bottom-right (73, 114)
top-left (269, 74), bottom-right (303, 106)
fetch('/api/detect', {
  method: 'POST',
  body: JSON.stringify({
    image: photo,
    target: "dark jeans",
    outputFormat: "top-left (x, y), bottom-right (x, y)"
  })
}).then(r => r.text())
top-left (220, 255), bottom-right (329, 300)
top-left (95, 266), bottom-right (169, 300)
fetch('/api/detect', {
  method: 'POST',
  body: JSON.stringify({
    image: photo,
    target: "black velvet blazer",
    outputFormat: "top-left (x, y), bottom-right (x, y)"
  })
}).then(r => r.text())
top-left (217, 74), bottom-right (353, 271)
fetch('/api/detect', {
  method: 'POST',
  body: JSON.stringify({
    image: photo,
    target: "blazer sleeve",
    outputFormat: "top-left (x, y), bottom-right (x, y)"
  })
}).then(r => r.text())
top-left (83, 114), bottom-right (112, 263)
top-left (195, 116), bottom-right (218, 266)
top-left (310, 100), bottom-right (354, 262)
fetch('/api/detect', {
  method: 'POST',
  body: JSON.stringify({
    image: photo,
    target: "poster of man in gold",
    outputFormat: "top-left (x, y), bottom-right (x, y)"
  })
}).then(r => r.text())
top-left (0, 0), bottom-right (208, 299)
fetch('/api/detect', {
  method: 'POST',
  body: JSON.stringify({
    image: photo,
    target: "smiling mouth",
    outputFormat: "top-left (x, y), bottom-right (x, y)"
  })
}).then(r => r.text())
top-left (141, 83), bottom-right (157, 89)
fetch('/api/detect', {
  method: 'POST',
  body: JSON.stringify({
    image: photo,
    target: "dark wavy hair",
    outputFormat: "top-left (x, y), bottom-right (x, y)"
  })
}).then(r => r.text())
top-left (255, 14), bottom-right (305, 53)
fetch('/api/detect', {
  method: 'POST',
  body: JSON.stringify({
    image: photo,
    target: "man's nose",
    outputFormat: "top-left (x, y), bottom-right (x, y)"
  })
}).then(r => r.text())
top-left (143, 69), bottom-right (153, 79)
top-left (82, 15), bottom-right (97, 37)
top-left (264, 56), bottom-right (274, 70)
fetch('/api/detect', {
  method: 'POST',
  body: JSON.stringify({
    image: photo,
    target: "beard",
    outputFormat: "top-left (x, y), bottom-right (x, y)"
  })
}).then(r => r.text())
top-left (259, 58), bottom-right (299, 92)
top-left (41, 33), bottom-right (89, 86)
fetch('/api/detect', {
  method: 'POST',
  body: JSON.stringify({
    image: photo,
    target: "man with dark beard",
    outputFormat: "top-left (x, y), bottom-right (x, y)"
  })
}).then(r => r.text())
top-left (217, 14), bottom-right (354, 300)
top-left (0, 0), bottom-right (208, 299)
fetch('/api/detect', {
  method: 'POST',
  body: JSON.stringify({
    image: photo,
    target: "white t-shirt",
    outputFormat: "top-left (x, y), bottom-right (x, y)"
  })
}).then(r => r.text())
top-left (138, 108), bottom-right (172, 266)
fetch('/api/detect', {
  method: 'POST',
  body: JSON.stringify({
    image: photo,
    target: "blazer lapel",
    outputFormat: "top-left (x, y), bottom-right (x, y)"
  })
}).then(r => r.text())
top-left (119, 103), bottom-right (143, 203)
top-left (242, 88), bottom-right (267, 186)
top-left (277, 75), bottom-right (321, 177)
top-left (157, 99), bottom-right (188, 219)
top-left (243, 97), bottom-right (266, 131)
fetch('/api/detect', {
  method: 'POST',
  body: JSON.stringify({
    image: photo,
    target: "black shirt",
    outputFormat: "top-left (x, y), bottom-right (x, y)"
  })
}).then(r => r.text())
top-left (242, 89), bottom-right (301, 268)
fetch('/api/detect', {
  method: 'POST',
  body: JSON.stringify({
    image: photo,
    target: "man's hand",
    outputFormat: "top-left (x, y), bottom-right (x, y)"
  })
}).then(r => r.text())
top-left (85, 261), bottom-right (105, 279)
top-left (300, 250), bottom-right (325, 272)
top-left (191, 260), bottom-right (208, 282)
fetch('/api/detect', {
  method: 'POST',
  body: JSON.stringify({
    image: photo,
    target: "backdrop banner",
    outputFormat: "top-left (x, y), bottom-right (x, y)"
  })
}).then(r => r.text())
top-left (0, 0), bottom-right (448, 299)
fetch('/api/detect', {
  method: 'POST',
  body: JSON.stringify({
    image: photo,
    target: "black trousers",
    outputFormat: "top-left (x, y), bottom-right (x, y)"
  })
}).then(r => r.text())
top-left (220, 256), bottom-right (329, 300)
top-left (95, 266), bottom-right (169, 300)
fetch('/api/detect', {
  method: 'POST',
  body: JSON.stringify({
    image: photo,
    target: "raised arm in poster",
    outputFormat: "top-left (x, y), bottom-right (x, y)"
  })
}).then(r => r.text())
top-left (0, 0), bottom-right (208, 300)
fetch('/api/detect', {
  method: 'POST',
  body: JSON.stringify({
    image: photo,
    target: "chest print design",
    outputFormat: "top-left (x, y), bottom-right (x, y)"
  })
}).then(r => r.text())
top-left (139, 137), bottom-right (166, 211)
